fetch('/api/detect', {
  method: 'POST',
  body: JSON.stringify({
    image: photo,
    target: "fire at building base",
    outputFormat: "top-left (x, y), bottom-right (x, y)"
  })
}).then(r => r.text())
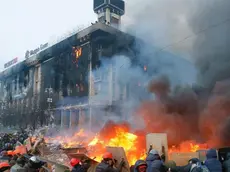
top-left (3, 129), bottom-right (226, 172)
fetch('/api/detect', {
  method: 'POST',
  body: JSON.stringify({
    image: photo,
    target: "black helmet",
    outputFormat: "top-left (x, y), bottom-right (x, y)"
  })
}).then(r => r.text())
top-left (134, 160), bottom-right (147, 169)
top-left (188, 158), bottom-right (200, 164)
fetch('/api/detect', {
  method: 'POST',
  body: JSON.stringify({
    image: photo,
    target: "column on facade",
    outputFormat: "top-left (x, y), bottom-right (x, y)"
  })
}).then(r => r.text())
top-left (108, 63), bottom-right (113, 105)
top-left (60, 110), bottom-right (64, 128)
top-left (66, 110), bottom-right (70, 128)
top-left (54, 110), bottom-right (61, 126)
top-left (79, 108), bottom-right (90, 128)
top-left (78, 109), bottom-right (84, 129)
top-left (69, 109), bottom-right (80, 128)
top-left (61, 109), bottom-right (70, 129)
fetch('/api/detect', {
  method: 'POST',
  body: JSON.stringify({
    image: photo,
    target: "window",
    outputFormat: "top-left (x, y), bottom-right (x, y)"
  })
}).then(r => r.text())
top-left (75, 47), bottom-right (82, 59)
top-left (24, 70), bottom-right (29, 87)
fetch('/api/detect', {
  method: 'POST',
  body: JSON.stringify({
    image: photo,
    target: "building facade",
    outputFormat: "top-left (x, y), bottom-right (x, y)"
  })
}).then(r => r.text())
top-left (0, 23), bottom-right (136, 129)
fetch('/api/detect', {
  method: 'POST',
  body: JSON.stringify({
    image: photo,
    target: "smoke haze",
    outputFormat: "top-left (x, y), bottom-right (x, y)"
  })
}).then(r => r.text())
top-left (49, 0), bottom-right (230, 148)
top-left (92, 0), bottom-right (230, 147)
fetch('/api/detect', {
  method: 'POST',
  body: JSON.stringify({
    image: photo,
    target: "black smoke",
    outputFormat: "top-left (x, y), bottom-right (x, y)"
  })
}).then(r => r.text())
top-left (120, 0), bottom-right (230, 147)
top-left (188, 0), bottom-right (230, 146)
top-left (187, 0), bottom-right (230, 90)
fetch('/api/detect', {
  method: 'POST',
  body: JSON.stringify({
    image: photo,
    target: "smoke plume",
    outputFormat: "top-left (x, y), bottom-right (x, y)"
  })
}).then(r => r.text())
top-left (90, 0), bottom-right (230, 148)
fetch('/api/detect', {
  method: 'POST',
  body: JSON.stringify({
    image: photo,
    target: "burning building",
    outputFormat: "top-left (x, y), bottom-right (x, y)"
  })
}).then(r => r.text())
top-left (0, 0), bottom-right (138, 129)
top-left (2, 0), bottom-right (229, 166)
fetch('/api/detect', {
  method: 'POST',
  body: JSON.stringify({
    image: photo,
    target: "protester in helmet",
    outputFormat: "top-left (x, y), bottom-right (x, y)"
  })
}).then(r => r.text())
top-left (96, 152), bottom-right (125, 172)
top-left (188, 158), bottom-right (201, 172)
top-left (10, 156), bottom-right (27, 172)
top-left (70, 158), bottom-right (85, 172)
top-left (223, 152), bottom-right (230, 172)
top-left (0, 162), bottom-right (11, 172)
top-left (204, 148), bottom-right (222, 172)
top-left (24, 156), bottom-right (45, 172)
top-left (7, 151), bottom-right (15, 157)
top-left (146, 149), bottom-right (167, 172)
top-left (134, 160), bottom-right (147, 172)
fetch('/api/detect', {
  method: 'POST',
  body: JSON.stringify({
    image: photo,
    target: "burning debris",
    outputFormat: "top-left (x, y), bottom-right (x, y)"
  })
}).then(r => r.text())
top-left (42, 121), bottom-right (209, 165)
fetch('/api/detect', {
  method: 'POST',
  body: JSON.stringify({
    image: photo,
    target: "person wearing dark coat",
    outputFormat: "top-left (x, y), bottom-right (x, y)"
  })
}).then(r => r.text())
top-left (24, 156), bottom-right (45, 172)
top-left (10, 157), bottom-right (27, 172)
top-left (134, 160), bottom-right (147, 172)
top-left (70, 158), bottom-right (86, 172)
top-left (170, 158), bottom-right (199, 172)
top-left (96, 152), bottom-right (125, 172)
top-left (146, 150), bottom-right (167, 172)
top-left (223, 152), bottom-right (230, 172)
top-left (204, 148), bottom-right (222, 172)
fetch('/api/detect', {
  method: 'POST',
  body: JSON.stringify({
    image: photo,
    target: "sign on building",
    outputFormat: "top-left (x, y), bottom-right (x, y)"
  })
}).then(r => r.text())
top-left (25, 43), bottom-right (48, 59)
top-left (4, 57), bottom-right (18, 68)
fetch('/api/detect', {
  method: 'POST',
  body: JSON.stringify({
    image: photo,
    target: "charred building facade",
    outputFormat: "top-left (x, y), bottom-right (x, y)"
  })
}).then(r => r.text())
top-left (0, 0), bottom-right (146, 129)
top-left (0, 21), bottom-right (137, 129)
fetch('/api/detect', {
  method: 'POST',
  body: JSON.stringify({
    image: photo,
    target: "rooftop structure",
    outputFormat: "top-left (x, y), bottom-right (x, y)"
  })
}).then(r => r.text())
top-left (93, 0), bottom-right (125, 28)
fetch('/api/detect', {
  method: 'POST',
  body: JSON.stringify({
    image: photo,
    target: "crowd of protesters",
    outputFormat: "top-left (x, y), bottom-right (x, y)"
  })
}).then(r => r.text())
top-left (92, 148), bottom-right (230, 172)
top-left (68, 148), bottom-right (230, 172)
top-left (1, 132), bottom-right (230, 172)
top-left (0, 131), bottom-right (46, 172)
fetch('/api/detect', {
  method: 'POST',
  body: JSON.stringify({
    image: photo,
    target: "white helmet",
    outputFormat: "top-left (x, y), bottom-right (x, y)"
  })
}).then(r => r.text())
top-left (30, 156), bottom-right (40, 163)
top-left (149, 149), bottom-right (159, 155)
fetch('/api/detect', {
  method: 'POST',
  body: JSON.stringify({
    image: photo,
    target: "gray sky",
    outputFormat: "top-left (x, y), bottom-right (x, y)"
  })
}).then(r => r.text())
top-left (0, 0), bottom-right (96, 71)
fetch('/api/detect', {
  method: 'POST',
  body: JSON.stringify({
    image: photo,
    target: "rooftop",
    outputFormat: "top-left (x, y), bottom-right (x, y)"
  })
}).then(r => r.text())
top-left (0, 23), bottom-right (133, 79)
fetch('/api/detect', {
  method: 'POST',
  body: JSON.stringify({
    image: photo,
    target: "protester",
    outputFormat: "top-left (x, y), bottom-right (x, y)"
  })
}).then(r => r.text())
top-left (10, 156), bottom-right (27, 172)
top-left (24, 156), bottom-right (45, 172)
top-left (70, 158), bottom-right (85, 172)
top-left (204, 149), bottom-right (222, 172)
top-left (146, 149), bottom-right (167, 172)
top-left (96, 152), bottom-right (125, 172)
top-left (223, 152), bottom-right (230, 172)
top-left (0, 162), bottom-right (11, 172)
top-left (134, 160), bottom-right (147, 172)
top-left (161, 155), bottom-right (166, 163)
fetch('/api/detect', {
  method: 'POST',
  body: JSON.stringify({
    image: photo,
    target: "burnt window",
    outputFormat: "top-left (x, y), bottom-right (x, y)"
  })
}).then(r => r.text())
top-left (24, 70), bottom-right (29, 87)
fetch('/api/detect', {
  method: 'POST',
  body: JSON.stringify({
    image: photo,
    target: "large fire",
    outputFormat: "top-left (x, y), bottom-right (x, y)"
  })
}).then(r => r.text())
top-left (45, 122), bottom-right (208, 165)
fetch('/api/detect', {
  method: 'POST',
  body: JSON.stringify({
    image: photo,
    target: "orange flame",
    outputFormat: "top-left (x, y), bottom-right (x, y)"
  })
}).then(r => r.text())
top-left (169, 140), bottom-right (209, 153)
top-left (45, 124), bottom-right (208, 165)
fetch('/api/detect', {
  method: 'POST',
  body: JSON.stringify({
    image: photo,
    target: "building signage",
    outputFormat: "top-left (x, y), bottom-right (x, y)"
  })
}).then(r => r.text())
top-left (4, 57), bottom-right (18, 68)
top-left (25, 43), bottom-right (48, 59)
